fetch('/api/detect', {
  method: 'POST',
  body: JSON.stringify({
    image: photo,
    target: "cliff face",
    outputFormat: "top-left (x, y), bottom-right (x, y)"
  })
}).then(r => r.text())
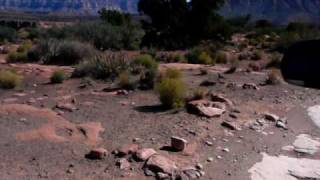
top-left (0, 0), bottom-right (319, 23)
top-left (0, 0), bottom-right (139, 14)
top-left (220, 0), bottom-right (320, 24)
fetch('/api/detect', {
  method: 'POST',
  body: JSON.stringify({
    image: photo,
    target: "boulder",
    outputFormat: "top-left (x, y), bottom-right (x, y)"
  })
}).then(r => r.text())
top-left (263, 113), bottom-right (280, 122)
top-left (210, 93), bottom-right (233, 106)
top-left (145, 154), bottom-right (178, 175)
top-left (171, 136), bottom-right (188, 151)
top-left (117, 158), bottom-right (131, 170)
top-left (135, 148), bottom-right (157, 161)
top-left (221, 121), bottom-right (241, 131)
top-left (187, 100), bottom-right (226, 117)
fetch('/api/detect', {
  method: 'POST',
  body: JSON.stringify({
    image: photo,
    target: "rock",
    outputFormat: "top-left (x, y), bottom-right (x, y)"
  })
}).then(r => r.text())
top-left (216, 155), bottom-right (222, 159)
top-left (14, 93), bottom-right (27, 97)
top-left (157, 172), bottom-right (170, 179)
top-left (86, 148), bottom-right (107, 159)
top-left (145, 154), bottom-right (178, 175)
top-left (195, 163), bottom-right (203, 170)
top-left (183, 168), bottom-right (200, 179)
top-left (207, 157), bottom-right (214, 162)
top-left (221, 121), bottom-right (241, 131)
top-left (222, 148), bottom-right (230, 153)
top-left (2, 98), bottom-right (18, 103)
top-left (135, 148), bottom-right (157, 161)
top-left (187, 100), bottom-right (226, 118)
top-left (276, 120), bottom-right (287, 130)
top-left (242, 83), bottom-right (260, 90)
top-left (205, 141), bottom-right (213, 146)
top-left (210, 93), bottom-right (233, 106)
top-left (200, 80), bottom-right (216, 87)
top-left (292, 134), bottom-right (320, 155)
top-left (56, 103), bottom-right (77, 112)
top-left (117, 158), bottom-right (131, 170)
top-left (171, 136), bottom-right (188, 151)
top-left (117, 144), bottom-right (139, 156)
top-left (264, 113), bottom-right (280, 122)
top-left (116, 90), bottom-right (129, 95)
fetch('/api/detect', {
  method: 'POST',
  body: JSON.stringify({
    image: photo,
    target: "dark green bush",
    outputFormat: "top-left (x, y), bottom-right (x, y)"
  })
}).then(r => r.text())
top-left (0, 26), bottom-right (17, 42)
top-left (0, 70), bottom-right (21, 89)
top-left (132, 54), bottom-right (159, 89)
top-left (214, 51), bottom-right (227, 64)
top-left (50, 70), bottom-right (65, 84)
top-left (251, 50), bottom-right (263, 61)
top-left (186, 48), bottom-right (213, 65)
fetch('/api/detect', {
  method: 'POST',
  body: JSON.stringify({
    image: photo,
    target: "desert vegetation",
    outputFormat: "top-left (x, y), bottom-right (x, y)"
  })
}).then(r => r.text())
top-left (1, 1), bottom-right (320, 180)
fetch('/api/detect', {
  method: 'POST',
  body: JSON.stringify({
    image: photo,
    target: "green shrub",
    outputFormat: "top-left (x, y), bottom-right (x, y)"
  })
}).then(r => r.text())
top-left (132, 54), bottom-right (159, 89)
top-left (73, 52), bottom-right (130, 80)
top-left (0, 70), bottom-right (21, 89)
top-left (7, 51), bottom-right (28, 62)
top-left (118, 71), bottom-right (137, 90)
top-left (251, 50), bottom-right (263, 61)
top-left (192, 88), bottom-right (207, 100)
top-left (133, 54), bottom-right (158, 71)
top-left (17, 42), bottom-right (32, 53)
top-left (214, 51), bottom-right (227, 64)
top-left (33, 39), bottom-right (97, 65)
top-left (50, 70), bottom-right (65, 84)
top-left (186, 48), bottom-right (213, 65)
top-left (157, 77), bottom-right (186, 109)
top-left (0, 26), bottom-right (17, 42)
top-left (164, 68), bottom-right (182, 79)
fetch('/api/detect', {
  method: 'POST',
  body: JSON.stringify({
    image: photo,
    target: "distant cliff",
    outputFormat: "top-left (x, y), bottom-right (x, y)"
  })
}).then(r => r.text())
top-left (220, 0), bottom-right (320, 24)
top-left (0, 0), bottom-right (319, 23)
top-left (0, 0), bottom-right (139, 15)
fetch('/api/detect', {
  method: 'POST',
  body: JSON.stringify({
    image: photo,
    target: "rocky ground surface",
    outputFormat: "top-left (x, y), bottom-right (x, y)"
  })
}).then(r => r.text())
top-left (0, 59), bottom-right (320, 180)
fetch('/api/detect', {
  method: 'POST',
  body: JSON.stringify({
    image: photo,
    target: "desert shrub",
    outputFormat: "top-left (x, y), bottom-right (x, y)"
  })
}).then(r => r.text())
top-left (266, 53), bottom-right (282, 68)
top-left (7, 51), bottom-right (28, 62)
top-left (50, 70), bottom-right (65, 84)
top-left (157, 77), bottom-right (186, 109)
top-left (132, 54), bottom-right (159, 89)
top-left (73, 52), bottom-right (129, 80)
top-left (266, 69), bottom-right (282, 85)
top-left (186, 48), bottom-right (213, 65)
top-left (7, 41), bottom-right (33, 62)
top-left (164, 68), bottom-right (182, 79)
top-left (214, 51), bottom-right (228, 64)
top-left (191, 88), bottom-right (207, 100)
top-left (251, 50), bottom-right (263, 61)
top-left (17, 41), bottom-right (32, 53)
top-left (0, 70), bottom-right (21, 89)
top-left (32, 39), bottom-right (97, 65)
top-left (155, 52), bottom-right (185, 63)
top-left (118, 71), bottom-right (137, 90)
top-left (0, 26), bottom-right (17, 42)
top-left (141, 47), bottom-right (157, 58)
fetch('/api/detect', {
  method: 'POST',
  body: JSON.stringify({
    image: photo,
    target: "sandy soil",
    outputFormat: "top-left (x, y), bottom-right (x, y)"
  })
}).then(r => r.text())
top-left (0, 60), bottom-right (319, 180)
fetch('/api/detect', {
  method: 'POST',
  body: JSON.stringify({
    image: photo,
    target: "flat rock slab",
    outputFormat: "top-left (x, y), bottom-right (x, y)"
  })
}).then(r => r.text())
top-left (292, 134), bottom-right (320, 155)
top-left (249, 153), bottom-right (320, 180)
top-left (307, 105), bottom-right (320, 128)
